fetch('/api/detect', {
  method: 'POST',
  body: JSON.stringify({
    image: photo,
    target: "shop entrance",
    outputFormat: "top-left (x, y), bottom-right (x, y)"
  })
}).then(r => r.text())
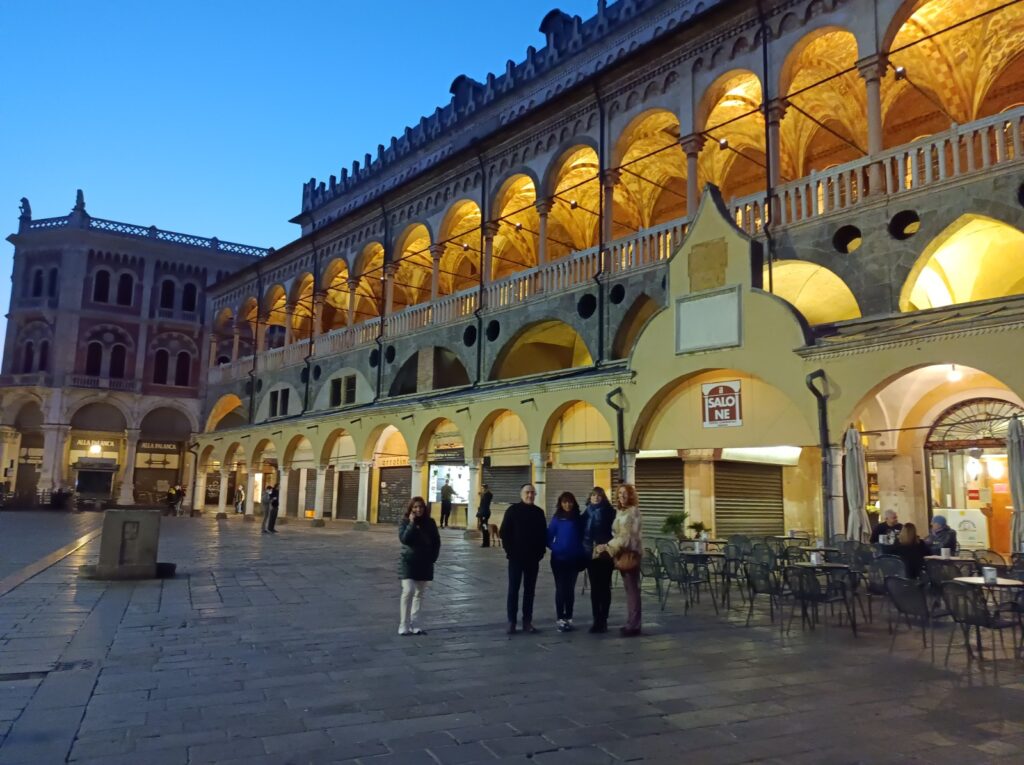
top-left (75, 466), bottom-right (115, 498)
top-left (926, 398), bottom-right (1023, 553)
top-left (714, 461), bottom-right (785, 537)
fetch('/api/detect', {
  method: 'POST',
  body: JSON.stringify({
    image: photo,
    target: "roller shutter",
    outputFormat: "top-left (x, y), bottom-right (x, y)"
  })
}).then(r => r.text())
top-left (482, 465), bottom-right (531, 505)
top-left (323, 467), bottom-right (335, 518)
top-left (336, 469), bottom-right (359, 520)
top-left (304, 468), bottom-right (318, 516)
top-left (377, 466), bottom-right (411, 524)
top-left (713, 461), bottom-right (784, 537)
top-left (546, 469), bottom-right (594, 510)
top-left (286, 469), bottom-right (300, 516)
top-left (634, 458), bottom-right (685, 541)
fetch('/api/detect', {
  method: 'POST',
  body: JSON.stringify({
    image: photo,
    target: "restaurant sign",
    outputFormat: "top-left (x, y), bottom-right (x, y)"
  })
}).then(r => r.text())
top-left (702, 380), bottom-right (742, 428)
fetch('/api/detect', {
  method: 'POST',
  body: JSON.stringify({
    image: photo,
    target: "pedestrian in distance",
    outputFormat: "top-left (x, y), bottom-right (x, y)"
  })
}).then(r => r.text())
top-left (582, 486), bottom-right (616, 633)
top-left (263, 485), bottom-right (279, 533)
top-left (547, 491), bottom-right (587, 632)
top-left (499, 483), bottom-right (548, 634)
top-left (477, 483), bottom-right (493, 547)
top-left (398, 496), bottom-right (441, 635)
top-left (606, 483), bottom-right (643, 637)
top-left (165, 486), bottom-right (178, 517)
top-left (261, 483), bottom-right (273, 528)
top-left (235, 484), bottom-right (246, 515)
top-left (174, 485), bottom-right (185, 516)
top-left (440, 478), bottom-right (455, 528)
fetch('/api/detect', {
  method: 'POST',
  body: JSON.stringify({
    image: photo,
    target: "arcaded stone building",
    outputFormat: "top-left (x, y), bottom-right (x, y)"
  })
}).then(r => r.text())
top-left (0, 192), bottom-right (268, 505)
top-left (6, 0), bottom-right (1024, 550)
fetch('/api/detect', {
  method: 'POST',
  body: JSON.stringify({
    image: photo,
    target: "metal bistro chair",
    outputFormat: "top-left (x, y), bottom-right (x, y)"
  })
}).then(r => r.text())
top-left (684, 552), bottom-right (720, 614)
top-left (748, 543), bottom-right (778, 572)
top-left (746, 562), bottom-right (784, 628)
top-left (655, 537), bottom-right (680, 561)
top-left (785, 566), bottom-right (856, 635)
top-left (721, 543), bottom-right (747, 608)
top-left (640, 548), bottom-right (665, 604)
top-left (942, 581), bottom-right (1020, 678)
top-left (865, 556), bottom-right (907, 623)
top-left (973, 549), bottom-right (1007, 571)
top-left (783, 545), bottom-right (809, 565)
top-left (885, 576), bottom-right (936, 661)
top-left (923, 558), bottom-right (973, 619)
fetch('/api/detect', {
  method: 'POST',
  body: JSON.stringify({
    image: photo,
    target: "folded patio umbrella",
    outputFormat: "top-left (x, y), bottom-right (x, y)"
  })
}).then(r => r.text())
top-left (1008, 415), bottom-right (1024, 554)
top-left (844, 427), bottom-right (870, 542)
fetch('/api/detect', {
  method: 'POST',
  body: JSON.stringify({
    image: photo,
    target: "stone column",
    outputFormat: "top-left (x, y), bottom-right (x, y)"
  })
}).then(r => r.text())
top-left (312, 294), bottom-right (324, 338)
top-left (330, 466), bottom-right (341, 518)
top-left (429, 244), bottom-right (444, 303)
top-left (231, 326), bottom-right (240, 362)
top-left (208, 335), bottom-right (218, 368)
top-left (296, 468), bottom-right (308, 516)
top-left (857, 55), bottom-right (887, 192)
top-left (217, 468), bottom-right (230, 517)
top-left (277, 468), bottom-right (290, 519)
top-left (621, 451), bottom-right (638, 485)
top-left (482, 222), bottom-right (500, 287)
top-left (384, 264), bottom-right (397, 317)
top-left (827, 445), bottom-right (845, 541)
top-left (194, 470), bottom-right (207, 512)
top-left (38, 424), bottom-right (68, 493)
top-left (536, 199), bottom-right (553, 266)
top-left (466, 459), bottom-right (481, 538)
top-left (180, 444), bottom-right (194, 511)
top-left (245, 469), bottom-right (256, 518)
top-left (766, 99), bottom-right (786, 191)
top-left (346, 278), bottom-right (358, 327)
top-left (681, 134), bottom-right (705, 217)
top-left (0, 427), bottom-right (21, 494)
top-left (117, 428), bottom-right (141, 505)
top-left (355, 461), bottom-right (372, 529)
top-left (409, 459), bottom-right (424, 500)
top-left (255, 320), bottom-right (267, 352)
top-left (530, 452), bottom-right (547, 515)
top-left (600, 168), bottom-right (620, 246)
top-left (283, 304), bottom-right (294, 345)
top-left (312, 465), bottom-right (327, 526)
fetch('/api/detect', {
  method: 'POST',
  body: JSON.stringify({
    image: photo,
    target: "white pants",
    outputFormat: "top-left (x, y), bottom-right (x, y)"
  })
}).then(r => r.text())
top-left (399, 579), bottom-right (428, 631)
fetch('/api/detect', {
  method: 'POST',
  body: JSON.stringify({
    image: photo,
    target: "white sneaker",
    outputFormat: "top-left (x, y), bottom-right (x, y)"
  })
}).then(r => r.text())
top-left (565, 619), bottom-right (574, 632)
top-left (398, 627), bottom-right (411, 636)
top-left (556, 619), bottom-right (567, 632)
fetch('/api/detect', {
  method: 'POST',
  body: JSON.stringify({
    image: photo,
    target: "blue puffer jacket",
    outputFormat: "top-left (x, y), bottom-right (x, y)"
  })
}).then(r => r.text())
top-left (582, 499), bottom-right (615, 555)
top-left (547, 511), bottom-right (586, 562)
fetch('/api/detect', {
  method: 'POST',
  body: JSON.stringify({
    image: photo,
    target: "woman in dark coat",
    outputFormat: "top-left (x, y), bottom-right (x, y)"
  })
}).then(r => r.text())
top-left (398, 496), bottom-right (441, 635)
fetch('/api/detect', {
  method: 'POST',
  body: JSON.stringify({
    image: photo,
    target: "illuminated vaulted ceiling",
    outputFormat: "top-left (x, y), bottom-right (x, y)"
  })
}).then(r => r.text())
top-left (766, 260), bottom-right (861, 324)
top-left (615, 110), bottom-right (686, 229)
top-left (698, 72), bottom-right (765, 199)
top-left (549, 147), bottom-right (601, 254)
top-left (901, 216), bottom-right (1024, 311)
top-left (394, 224), bottom-right (432, 308)
top-left (494, 175), bottom-right (539, 279)
top-left (438, 200), bottom-right (482, 294)
top-left (886, 0), bottom-right (1024, 123)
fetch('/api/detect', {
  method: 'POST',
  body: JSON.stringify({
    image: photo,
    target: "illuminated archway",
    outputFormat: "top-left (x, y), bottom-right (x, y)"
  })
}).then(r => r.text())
top-left (492, 174), bottom-right (539, 280)
top-left (353, 242), bottom-right (385, 321)
top-left (263, 284), bottom-right (287, 349)
top-left (205, 394), bottom-right (245, 432)
top-left (542, 401), bottom-right (614, 465)
top-left (394, 224), bottom-right (432, 309)
top-left (899, 215), bottom-right (1024, 311)
top-left (767, 261), bottom-right (861, 324)
top-left (321, 257), bottom-right (351, 332)
top-left (697, 70), bottom-right (765, 202)
top-left (438, 200), bottom-right (482, 294)
top-left (779, 28), bottom-right (863, 178)
top-left (547, 146), bottom-right (601, 258)
top-left (614, 110), bottom-right (687, 230)
top-left (290, 273), bottom-right (315, 342)
top-left (491, 320), bottom-right (593, 380)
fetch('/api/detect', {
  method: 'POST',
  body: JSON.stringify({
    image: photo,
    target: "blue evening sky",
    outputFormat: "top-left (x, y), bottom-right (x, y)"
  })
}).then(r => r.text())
top-left (0, 0), bottom-right (597, 353)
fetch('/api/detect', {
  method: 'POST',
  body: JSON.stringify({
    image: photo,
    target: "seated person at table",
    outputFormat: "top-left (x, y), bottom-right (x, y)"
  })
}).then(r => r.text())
top-left (870, 509), bottom-right (903, 544)
top-left (924, 515), bottom-right (958, 555)
top-left (892, 523), bottom-right (928, 579)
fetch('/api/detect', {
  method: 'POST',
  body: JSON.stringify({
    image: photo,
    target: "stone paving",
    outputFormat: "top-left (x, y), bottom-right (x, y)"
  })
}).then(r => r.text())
top-left (0, 511), bottom-right (100, 580)
top-left (0, 513), bottom-right (1023, 764)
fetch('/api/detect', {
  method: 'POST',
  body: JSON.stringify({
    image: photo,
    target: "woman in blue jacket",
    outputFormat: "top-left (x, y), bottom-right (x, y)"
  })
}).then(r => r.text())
top-left (547, 491), bottom-right (586, 632)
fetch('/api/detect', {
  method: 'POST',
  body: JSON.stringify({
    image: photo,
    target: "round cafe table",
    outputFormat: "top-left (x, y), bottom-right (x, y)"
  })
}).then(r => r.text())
top-left (953, 576), bottom-right (1024, 588)
top-left (924, 555), bottom-right (975, 563)
top-left (799, 546), bottom-right (839, 553)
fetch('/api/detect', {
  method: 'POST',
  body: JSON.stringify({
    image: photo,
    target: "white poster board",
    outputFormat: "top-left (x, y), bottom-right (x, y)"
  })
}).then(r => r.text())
top-left (944, 508), bottom-right (990, 550)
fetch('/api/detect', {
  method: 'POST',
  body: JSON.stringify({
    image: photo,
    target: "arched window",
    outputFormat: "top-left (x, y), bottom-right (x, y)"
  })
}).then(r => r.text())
top-left (85, 342), bottom-right (103, 376)
top-left (31, 269), bottom-right (43, 298)
top-left (116, 273), bottom-right (134, 306)
top-left (92, 270), bottom-right (110, 303)
top-left (37, 341), bottom-right (49, 373)
top-left (153, 349), bottom-right (169, 385)
top-left (174, 351), bottom-right (191, 386)
top-left (181, 283), bottom-right (198, 313)
top-left (21, 342), bottom-right (34, 373)
top-left (47, 268), bottom-right (58, 298)
top-left (160, 279), bottom-right (176, 310)
top-left (109, 344), bottom-right (127, 379)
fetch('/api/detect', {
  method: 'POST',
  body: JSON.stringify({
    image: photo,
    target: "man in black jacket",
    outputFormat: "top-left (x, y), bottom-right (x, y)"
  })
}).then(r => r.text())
top-left (499, 483), bottom-right (547, 634)
top-left (477, 484), bottom-right (493, 547)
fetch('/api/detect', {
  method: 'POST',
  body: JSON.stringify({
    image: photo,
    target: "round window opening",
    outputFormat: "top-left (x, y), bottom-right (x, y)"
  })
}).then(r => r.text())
top-left (609, 283), bottom-right (626, 305)
top-left (463, 325), bottom-right (477, 347)
top-left (888, 210), bottom-right (920, 241)
top-left (255, 379), bottom-right (263, 393)
top-left (300, 368), bottom-right (309, 384)
top-left (384, 345), bottom-right (396, 364)
top-left (832, 225), bottom-right (863, 254)
top-left (577, 293), bottom-right (597, 319)
top-left (368, 348), bottom-right (380, 368)
top-left (313, 365), bottom-right (322, 380)
top-left (486, 320), bottom-right (500, 342)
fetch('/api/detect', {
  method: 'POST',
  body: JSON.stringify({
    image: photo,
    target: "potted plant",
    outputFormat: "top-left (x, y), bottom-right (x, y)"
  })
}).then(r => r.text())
top-left (689, 520), bottom-right (708, 539)
top-left (661, 510), bottom-right (690, 541)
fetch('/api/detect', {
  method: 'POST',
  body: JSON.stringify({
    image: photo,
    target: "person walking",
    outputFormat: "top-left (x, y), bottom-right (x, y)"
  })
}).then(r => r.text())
top-left (234, 484), bottom-right (246, 515)
top-left (439, 479), bottom-right (455, 528)
top-left (174, 485), bottom-right (185, 516)
top-left (398, 496), bottom-right (441, 636)
top-left (477, 483), bottom-right (493, 548)
top-left (263, 485), bottom-right (279, 533)
top-left (261, 484), bottom-right (273, 530)
top-left (165, 485), bottom-right (178, 517)
top-left (582, 486), bottom-right (616, 633)
top-left (499, 483), bottom-right (547, 634)
top-left (605, 483), bottom-right (643, 637)
top-left (547, 491), bottom-right (586, 632)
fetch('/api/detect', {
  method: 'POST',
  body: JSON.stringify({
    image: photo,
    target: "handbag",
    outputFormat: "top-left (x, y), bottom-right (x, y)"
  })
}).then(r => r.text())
top-left (613, 549), bottom-right (641, 572)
